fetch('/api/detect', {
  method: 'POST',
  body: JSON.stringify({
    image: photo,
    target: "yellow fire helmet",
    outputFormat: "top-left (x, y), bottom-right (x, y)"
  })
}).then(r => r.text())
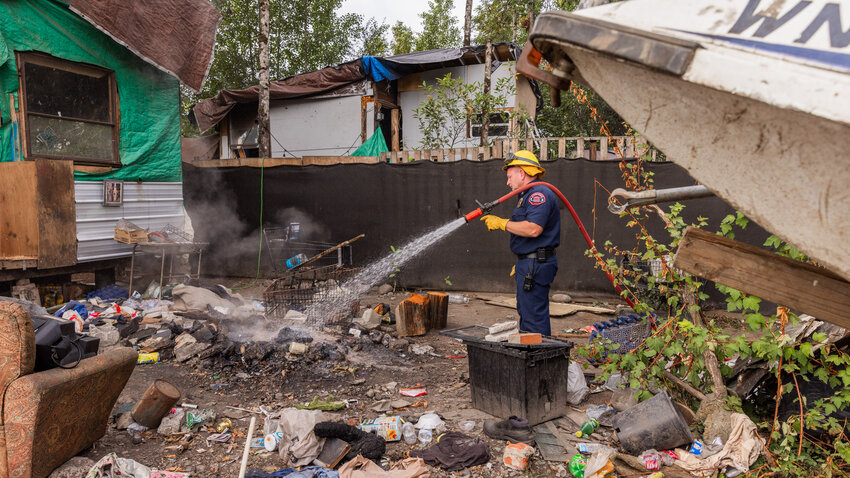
top-left (502, 150), bottom-right (545, 178)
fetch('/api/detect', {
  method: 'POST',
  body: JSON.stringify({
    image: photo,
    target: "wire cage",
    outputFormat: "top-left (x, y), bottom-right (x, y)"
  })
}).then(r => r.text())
top-left (263, 225), bottom-right (355, 274)
top-left (263, 264), bottom-right (360, 323)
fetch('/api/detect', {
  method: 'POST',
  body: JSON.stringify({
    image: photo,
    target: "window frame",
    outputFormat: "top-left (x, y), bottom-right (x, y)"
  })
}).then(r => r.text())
top-left (17, 51), bottom-right (120, 166)
top-left (468, 108), bottom-right (513, 139)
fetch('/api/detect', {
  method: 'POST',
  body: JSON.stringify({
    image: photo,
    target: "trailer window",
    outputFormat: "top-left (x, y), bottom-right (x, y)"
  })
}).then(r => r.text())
top-left (18, 52), bottom-right (119, 166)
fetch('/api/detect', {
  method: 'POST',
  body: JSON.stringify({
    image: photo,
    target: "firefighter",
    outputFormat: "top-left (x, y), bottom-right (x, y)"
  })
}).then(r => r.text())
top-left (480, 150), bottom-right (560, 335)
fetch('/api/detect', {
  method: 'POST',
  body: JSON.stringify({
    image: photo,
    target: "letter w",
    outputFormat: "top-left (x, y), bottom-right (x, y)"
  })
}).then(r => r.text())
top-left (796, 3), bottom-right (850, 48)
top-left (729, 0), bottom-right (812, 37)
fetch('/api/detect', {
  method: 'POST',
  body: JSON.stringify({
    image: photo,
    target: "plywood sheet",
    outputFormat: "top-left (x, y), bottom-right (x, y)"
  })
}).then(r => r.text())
top-left (484, 297), bottom-right (615, 317)
top-left (0, 162), bottom-right (38, 259)
top-left (36, 160), bottom-right (76, 268)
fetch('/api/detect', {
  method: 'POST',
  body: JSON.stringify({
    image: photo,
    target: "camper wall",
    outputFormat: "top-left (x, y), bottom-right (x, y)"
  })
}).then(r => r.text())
top-left (0, 0), bottom-right (181, 182)
top-left (75, 182), bottom-right (185, 262)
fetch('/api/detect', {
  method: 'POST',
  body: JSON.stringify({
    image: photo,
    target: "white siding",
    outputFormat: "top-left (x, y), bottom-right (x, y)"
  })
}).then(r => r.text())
top-left (400, 63), bottom-right (517, 150)
top-left (268, 95), bottom-right (374, 157)
top-left (75, 181), bottom-right (184, 262)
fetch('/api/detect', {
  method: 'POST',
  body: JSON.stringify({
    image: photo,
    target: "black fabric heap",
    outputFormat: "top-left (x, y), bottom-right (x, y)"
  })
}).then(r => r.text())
top-left (410, 431), bottom-right (490, 471)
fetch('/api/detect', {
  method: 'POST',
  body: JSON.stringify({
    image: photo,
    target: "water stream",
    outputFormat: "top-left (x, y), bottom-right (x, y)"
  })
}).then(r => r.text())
top-left (303, 217), bottom-right (468, 326)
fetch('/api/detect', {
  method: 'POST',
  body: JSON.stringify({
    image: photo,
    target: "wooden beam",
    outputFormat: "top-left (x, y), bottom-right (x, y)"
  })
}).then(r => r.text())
top-left (390, 109), bottom-right (399, 151)
top-left (673, 227), bottom-right (850, 329)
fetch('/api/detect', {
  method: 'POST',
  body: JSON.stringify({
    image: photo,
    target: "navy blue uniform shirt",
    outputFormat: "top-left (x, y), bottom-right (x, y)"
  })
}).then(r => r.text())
top-left (509, 180), bottom-right (560, 255)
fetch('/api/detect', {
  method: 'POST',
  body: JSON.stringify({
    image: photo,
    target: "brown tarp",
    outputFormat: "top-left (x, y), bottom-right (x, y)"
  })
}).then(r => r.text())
top-left (68, 0), bottom-right (220, 92)
top-left (191, 60), bottom-right (366, 132)
top-left (181, 135), bottom-right (219, 163)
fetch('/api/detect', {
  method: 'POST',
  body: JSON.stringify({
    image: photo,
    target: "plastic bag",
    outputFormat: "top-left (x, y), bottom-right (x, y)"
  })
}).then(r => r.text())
top-left (567, 361), bottom-right (589, 405)
top-left (584, 446), bottom-right (616, 477)
top-left (639, 449), bottom-right (661, 471)
top-left (586, 405), bottom-right (616, 423)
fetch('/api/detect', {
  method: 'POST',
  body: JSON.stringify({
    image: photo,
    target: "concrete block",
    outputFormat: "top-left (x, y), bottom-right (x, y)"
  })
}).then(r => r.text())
top-left (354, 308), bottom-right (382, 330)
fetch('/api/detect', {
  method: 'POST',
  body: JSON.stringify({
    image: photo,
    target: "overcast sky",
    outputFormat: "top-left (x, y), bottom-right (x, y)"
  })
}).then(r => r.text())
top-left (337, 0), bottom-right (467, 34)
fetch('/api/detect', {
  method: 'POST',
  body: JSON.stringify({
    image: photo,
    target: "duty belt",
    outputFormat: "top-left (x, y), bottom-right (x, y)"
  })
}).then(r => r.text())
top-left (517, 247), bottom-right (555, 262)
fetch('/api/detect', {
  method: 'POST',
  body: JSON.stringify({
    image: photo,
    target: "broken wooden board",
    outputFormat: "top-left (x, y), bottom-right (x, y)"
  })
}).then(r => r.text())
top-left (532, 420), bottom-right (576, 462)
top-left (673, 227), bottom-right (850, 330)
top-left (484, 297), bottom-right (615, 317)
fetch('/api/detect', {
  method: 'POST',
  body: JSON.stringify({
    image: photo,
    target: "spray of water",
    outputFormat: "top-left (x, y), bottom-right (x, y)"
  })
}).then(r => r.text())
top-left (303, 217), bottom-right (468, 326)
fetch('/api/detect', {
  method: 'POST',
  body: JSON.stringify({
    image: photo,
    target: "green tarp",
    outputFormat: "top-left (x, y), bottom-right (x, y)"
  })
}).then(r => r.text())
top-left (350, 126), bottom-right (388, 157)
top-left (0, 0), bottom-right (181, 182)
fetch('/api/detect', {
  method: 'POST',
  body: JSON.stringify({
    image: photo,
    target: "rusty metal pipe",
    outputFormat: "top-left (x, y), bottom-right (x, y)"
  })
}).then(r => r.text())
top-left (608, 185), bottom-right (713, 214)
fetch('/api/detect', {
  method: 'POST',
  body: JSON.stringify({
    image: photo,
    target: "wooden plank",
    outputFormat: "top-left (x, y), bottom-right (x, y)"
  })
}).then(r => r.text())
top-left (558, 138), bottom-right (566, 158)
top-left (539, 139), bottom-right (548, 161)
top-left (576, 138), bottom-right (584, 158)
top-left (482, 146), bottom-right (490, 161)
top-left (600, 137), bottom-right (608, 160)
top-left (380, 152), bottom-right (388, 162)
top-left (390, 109), bottom-right (400, 151)
top-left (302, 156), bottom-right (380, 165)
top-left (0, 162), bottom-right (38, 259)
top-left (524, 138), bottom-right (533, 151)
top-left (625, 137), bottom-right (635, 158)
top-left (414, 150), bottom-right (421, 161)
top-left (36, 160), bottom-right (76, 268)
top-left (360, 97), bottom-right (368, 144)
top-left (511, 138), bottom-right (519, 153)
top-left (673, 227), bottom-right (850, 329)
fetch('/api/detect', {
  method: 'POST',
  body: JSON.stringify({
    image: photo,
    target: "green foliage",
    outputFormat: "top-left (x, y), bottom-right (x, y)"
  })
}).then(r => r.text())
top-left (357, 18), bottom-right (390, 57)
top-left (391, 21), bottom-right (416, 55)
top-left (444, 276), bottom-right (453, 286)
top-left (415, 0), bottom-right (461, 51)
top-left (471, 0), bottom-right (579, 45)
top-left (412, 73), bottom-right (518, 149)
top-left (536, 84), bottom-right (628, 138)
top-left (578, 125), bottom-right (849, 474)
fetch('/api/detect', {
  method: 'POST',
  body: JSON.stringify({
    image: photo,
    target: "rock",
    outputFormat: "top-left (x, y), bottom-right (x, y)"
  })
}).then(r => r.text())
top-left (48, 456), bottom-right (96, 478)
top-left (352, 378), bottom-right (366, 385)
top-left (391, 399), bottom-right (411, 409)
top-left (191, 325), bottom-right (215, 342)
top-left (551, 293), bottom-right (573, 303)
top-left (389, 339), bottom-right (409, 353)
top-left (284, 309), bottom-right (307, 322)
top-left (240, 342), bottom-right (275, 362)
top-left (384, 381), bottom-right (398, 391)
top-left (353, 309), bottom-right (382, 330)
top-left (369, 331), bottom-right (384, 343)
top-left (377, 284), bottom-right (393, 295)
top-left (115, 412), bottom-right (134, 430)
top-left (411, 344), bottom-right (434, 355)
top-left (157, 408), bottom-right (185, 435)
top-left (236, 372), bottom-right (250, 379)
top-left (275, 326), bottom-right (313, 345)
top-left (89, 323), bottom-right (120, 350)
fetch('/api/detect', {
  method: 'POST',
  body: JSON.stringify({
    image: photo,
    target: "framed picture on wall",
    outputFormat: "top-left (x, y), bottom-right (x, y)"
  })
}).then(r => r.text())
top-left (103, 179), bottom-right (123, 206)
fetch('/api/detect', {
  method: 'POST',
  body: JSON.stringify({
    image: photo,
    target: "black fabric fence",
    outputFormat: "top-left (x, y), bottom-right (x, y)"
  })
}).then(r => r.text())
top-left (182, 158), bottom-right (768, 295)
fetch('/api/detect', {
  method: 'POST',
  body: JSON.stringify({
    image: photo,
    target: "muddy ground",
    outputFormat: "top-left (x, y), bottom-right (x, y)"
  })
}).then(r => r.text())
top-left (71, 278), bottom-right (745, 477)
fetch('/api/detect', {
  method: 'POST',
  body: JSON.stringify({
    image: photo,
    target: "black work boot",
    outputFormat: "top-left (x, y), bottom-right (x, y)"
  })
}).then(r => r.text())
top-left (483, 416), bottom-right (534, 444)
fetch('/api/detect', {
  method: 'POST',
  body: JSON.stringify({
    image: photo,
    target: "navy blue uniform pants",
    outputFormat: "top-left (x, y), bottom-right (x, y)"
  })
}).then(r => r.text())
top-left (515, 256), bottom-right (558, 336)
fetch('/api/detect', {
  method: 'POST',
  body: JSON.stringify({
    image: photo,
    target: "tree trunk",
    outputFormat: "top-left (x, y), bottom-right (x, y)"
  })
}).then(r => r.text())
top-left (463, 0), bottom-right (473, 47)
top-left (258, 0), bottom-right (271, 158)
top-left (396, 294), bottom-right (430, 337)
top-left (527, 0), bottom-right (535, 32)
top-left (480, 39), bottom-right (492, 148)
top-left (131, 379), bottom-right (181, 428)
top-left (427, 292), bottom-right (448, 330)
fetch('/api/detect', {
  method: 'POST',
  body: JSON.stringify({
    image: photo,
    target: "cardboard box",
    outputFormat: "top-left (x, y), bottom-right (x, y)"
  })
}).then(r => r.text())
top-left (508, 333), bottom-right (542, 345)
top-left (114, 226), bottom-right (148, 244)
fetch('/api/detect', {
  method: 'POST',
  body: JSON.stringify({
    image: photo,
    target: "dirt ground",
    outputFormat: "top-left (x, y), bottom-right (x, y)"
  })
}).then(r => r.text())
top-left (70, 277), bottom-right (740, 477)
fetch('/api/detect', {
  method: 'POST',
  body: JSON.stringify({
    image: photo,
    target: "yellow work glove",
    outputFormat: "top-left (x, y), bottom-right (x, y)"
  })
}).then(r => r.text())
top-left (510, 265), bottom-right (515, 277)
top-left (481, 215), bottom-right (508, 231)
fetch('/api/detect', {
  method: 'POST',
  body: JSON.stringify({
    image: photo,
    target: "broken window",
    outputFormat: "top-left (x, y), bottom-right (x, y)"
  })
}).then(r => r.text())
top-left (18, 52), bottom-right (119, 165)
top-left (469, 111), bottom-right (511, 138)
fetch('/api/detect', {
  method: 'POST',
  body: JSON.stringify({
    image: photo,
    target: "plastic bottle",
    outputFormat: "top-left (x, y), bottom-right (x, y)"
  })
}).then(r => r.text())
top-left (576, 418), bottom-right (599, 438)
top-left (417, 428), bottom-right (433, 445)
top-left (448, 294), bottom-right (469, 304)
top-left (577, 443), bottom-right (614, 454)
top-left (402, 422), bottom-right (417, 445)
top-left (568, 453), bottom-right (587, 477)
top-left (285, 253), bottom-right (308, 269)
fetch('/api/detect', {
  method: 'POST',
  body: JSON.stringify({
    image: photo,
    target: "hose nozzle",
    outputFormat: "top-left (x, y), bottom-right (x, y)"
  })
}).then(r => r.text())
top-left (464, 199), bottom-right (501, 222)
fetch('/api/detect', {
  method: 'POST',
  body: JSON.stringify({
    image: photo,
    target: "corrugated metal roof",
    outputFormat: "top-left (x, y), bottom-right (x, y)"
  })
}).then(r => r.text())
top-left (76, 181), bottom-right (185, 262)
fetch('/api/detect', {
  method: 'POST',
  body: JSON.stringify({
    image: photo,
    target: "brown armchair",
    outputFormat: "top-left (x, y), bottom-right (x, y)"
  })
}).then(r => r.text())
top-left (0, 302), bottom-right (137, 478)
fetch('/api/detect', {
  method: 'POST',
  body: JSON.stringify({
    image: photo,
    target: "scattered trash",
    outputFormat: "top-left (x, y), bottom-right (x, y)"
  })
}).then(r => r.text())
top-left (402, 421), bottom-right (417, 444)
top-left (689, 440), bottom-right (703, 455)
top-left (567, 361), bottom-right (589, 405)
top-left (315, 421), bottom-right (385, 461)
top-left (410, 344), bottom-right (434, 355)
top-left (410, 431), bottom-right (489, 470)
top-left (360, 415), bottom-right (403, 441)
top-left (337, 455), bottom-right (429, 478)
top-left (136, 352), bottom-right (159, 364)
top-left (577, 443), bottom-right (615, 454)
top-left (413, 413), bottom-right (445, 431)
top-left (584, 447), bottom-right (615, 477)
top-left (399, 388), bottom-right (427, 397)
top-left (640, 449), bottom-right (662, 470)
top-left (264, 431), bottom-right (284, 451)
top-left (448, 294), bottom-right (469, 304)
top-left (185, 409), bottom-right (216, 430)
top-left (295, 395), bottom-right (346, 411)
top-left (576, 418), bottom-right (599, 438)
top-left (568, 453), bottom-right (587, 477)
top-left (417, 428), bottom-right (432, 445)
top-left (289, 342), bottom-right (309, 354)
top-left (613, 391), bottom-right (693, 454)
top-left (458, 420), bottom-right (475, 432)
top-left (216, 418), bottom-right (233, 432)
top-left (503, 442), bottom-right (534, 471)
top-left (585, 405), bottom-right (616, 425)
top-left (86, 452), bottom-right (188, 478)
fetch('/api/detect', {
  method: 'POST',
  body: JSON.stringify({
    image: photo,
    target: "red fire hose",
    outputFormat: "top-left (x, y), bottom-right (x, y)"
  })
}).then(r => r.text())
top-left (464, 182), bottom-right (635, 308)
